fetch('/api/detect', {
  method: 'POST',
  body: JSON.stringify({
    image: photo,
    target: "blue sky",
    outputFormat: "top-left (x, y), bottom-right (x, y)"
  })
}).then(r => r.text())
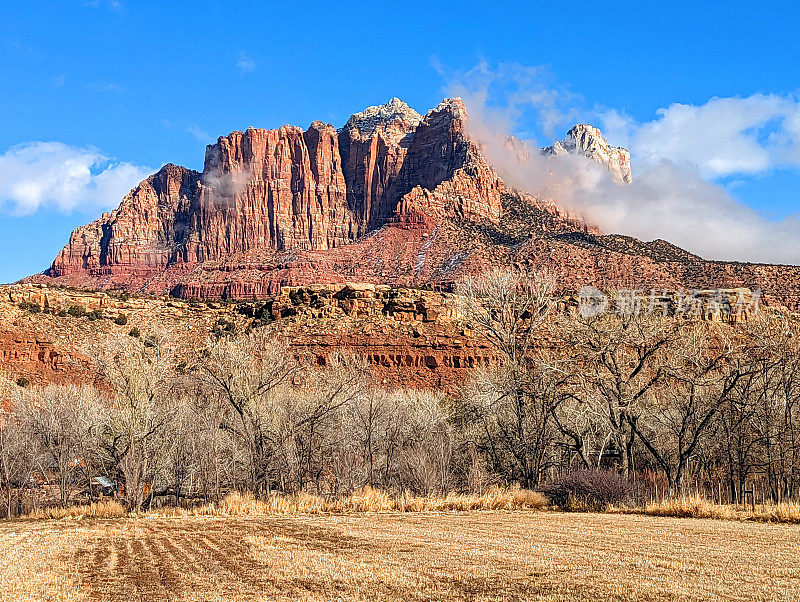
top-left (1, 0), bottom-right (799, 282)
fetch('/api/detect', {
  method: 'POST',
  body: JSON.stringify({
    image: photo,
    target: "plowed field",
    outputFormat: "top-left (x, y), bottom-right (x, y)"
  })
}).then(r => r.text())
top-left (1, 512), bottom-right (799, 601)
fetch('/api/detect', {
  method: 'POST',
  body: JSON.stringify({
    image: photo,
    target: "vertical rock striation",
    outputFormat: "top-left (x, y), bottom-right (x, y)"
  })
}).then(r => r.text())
top-left (44, 97), bottom-right (504, 292)
top-left (49, 163), bottom-right (201, 287)
top-left (34, 99), bottom-right (800, 308)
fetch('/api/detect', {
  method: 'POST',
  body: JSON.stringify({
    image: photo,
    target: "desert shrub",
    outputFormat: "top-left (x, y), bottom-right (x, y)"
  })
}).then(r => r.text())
top-left (57, 309), bottom-right (68, 317)
top-left (212, 318), bottom-right (236, 337)
top-left (67, 305), bottom-right (86, 318)
top-left (143, 335), bottom-right (157, 348)
top-left (16, 377), bottom-right (30, 388)
top-left (113, 313), bottom-right (128, 326)
top-left (539, 470), bottom-right (632, 511)
top-left (17, 301), bottom-right (41, 314)
top-left (128, 327), bottom-right (141, 338)
top-left (87, 310), bottom-right (103, 321)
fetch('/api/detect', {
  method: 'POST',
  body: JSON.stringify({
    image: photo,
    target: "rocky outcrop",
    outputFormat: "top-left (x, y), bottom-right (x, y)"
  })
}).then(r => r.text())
top-left (6, 283), bottom-right (148, 317)
top-left (0, 279), bottom-right (786, 392)
top-left (544, 124), bottom-right (632, 183)
top-left (42, 98), bottom-right (503, 294)
top-left (390, 99), bottom-right (503, 224)
top-left (251, 283), bottom-right (501, 390)
top-left (0, 330), bottom-right (95, 387)
top-left (0, 282), bottom-right (499, 391)
top-left (29, 99), bottom-right (800, 310)
top-left (49, 164), bottom-right (201, 287)
top-left (199, 123), bottom-right (359, 253)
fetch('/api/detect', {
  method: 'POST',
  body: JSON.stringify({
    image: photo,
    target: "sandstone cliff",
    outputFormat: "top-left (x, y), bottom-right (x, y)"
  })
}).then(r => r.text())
top-left (49, 164), bottom-right (201, 284)
top-left (43, 98), bottom-right (503, 292)
top-left (30, 98), bottom-right (800, 309)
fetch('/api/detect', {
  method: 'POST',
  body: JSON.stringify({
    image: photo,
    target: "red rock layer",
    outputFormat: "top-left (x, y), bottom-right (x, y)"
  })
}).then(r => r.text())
top-left (0, 330), bottom-right (96, 387)
top-left (265, 283), bottom-right (502, 391)
top-left (49, 163), bottom-right (200, 284)
top-left (32, 98), bottom-right (800, 309)
top-left (42, 99), bottom-right (503, 292)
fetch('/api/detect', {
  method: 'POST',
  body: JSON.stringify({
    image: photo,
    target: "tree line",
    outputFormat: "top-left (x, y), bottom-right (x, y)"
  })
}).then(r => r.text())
top-left (1, 270), bottom-right (798, 516)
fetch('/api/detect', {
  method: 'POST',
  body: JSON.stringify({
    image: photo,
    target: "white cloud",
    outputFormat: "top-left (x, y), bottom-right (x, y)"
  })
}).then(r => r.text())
top-left (537, 155), bottom-right (800, 265)
top-left (442, 61), bottom-right (800, 265)
top-left (187, 124), bottom-right (212, 143)
top-left (435, 59), bottom-right (579, 142)
top-left (0, 142), bottom-right (151, 216)
top-left (90, 82), bottom-right (125, 93)
top-left (602, 94), bottom-right (800, 179)
top-left (237, 52), bottom-right (256, 74)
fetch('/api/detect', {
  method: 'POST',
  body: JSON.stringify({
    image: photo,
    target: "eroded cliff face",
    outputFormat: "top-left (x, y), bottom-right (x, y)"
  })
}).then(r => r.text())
top-left (31, 98), bottom-right (800, 310)
top-left (0, 283), bottom-right (499, 391)
top-left (339, 97), bottom-right (422, 229)
top-left (195, 123), bottom-right (359, 255)
top-left (0, 282), bottom-right (774, 392)
top-left (43, 98), bottom-right (503, 292)
top-left (49, 164), bottom-right (201, 284)
top-left (0, 330), bottom-right (96, 387)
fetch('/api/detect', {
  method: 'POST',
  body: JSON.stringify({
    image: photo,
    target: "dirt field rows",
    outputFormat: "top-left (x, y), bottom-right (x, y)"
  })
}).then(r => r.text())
top-left (1, 511), bottom-right (799, 601)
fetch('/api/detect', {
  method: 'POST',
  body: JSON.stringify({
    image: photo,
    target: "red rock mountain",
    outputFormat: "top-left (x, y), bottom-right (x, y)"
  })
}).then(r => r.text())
top-left (31, 98), bottom-right (800, 308)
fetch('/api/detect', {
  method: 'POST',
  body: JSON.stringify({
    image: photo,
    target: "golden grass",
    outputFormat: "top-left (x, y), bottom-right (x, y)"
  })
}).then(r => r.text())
top-left (16, 489), bottom-right (800, 529)
top-left (148, 485), bottom-right (548, 518)
top-left (643, 495), bottom-right (735, 520)
top-left (22, 499), bottom-right (127, 520)
top-left (2, 512), bottom-right (799, 600)
top-left (756, 500), bottom-right (800, 524)
top-left (641, 495), bottom-right (800, 524)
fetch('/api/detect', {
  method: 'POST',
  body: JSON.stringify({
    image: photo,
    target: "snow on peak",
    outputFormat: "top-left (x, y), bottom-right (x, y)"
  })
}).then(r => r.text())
top-left (343, 98), bottom-right (422, 145)
top-left (544, 124), bottom-right (632, 183)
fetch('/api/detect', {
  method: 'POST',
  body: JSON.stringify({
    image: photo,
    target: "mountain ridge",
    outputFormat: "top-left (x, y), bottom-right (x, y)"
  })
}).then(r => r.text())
top-left (25, 97), bottom-right (800, 309)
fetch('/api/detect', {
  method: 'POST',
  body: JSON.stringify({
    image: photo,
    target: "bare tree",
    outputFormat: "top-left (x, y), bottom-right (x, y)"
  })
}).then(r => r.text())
top-left (562, 306), bottom-right (677, 477)
top-left (394, 390), bottom-right (453, 495)
top-left (458, 268), bottom-right (555, 366)
top-left (456, 268), bottom-right (560, 487)
top-left (626, 323), bottom-right (741, 494)
top-left (19, 384), bottom-right (104, 507)
top-left (453, 360), bottom-right (563, 488)
top-left (279, 354), bottom-right (369, 493)
top-left (733, 315), bottom-right (800, 501)
top-left (199, 329), bottom-right (297, 496)
top-left (337, 387), bottom-right (393, 491)
top-left (0, 376), bottom-right (38, 517)
top-left (94, 333), bottom-right (177, 511)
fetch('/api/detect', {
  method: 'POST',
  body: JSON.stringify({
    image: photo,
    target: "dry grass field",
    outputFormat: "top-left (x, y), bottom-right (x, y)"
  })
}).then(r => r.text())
top-left (1, 511), bottom-right (799, 601)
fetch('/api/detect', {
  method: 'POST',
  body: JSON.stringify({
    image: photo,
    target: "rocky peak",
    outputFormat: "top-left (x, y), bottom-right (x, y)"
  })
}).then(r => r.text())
top-left (544, 124), bottom-right (632, 183)
top-left (342, 97), bottom-right (422, 146)
top-left (43, 96), bottom-right (505, 292)
top-left (429, 97), bottom-right (467, 119)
